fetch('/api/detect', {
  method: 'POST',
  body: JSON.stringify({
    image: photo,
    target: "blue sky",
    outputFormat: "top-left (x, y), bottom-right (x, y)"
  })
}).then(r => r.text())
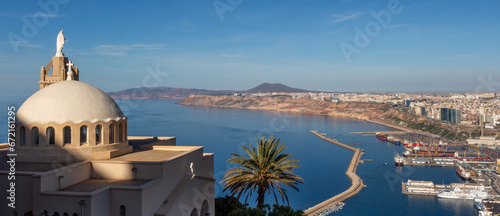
top-left (1, 0), bottom-right (500, 96)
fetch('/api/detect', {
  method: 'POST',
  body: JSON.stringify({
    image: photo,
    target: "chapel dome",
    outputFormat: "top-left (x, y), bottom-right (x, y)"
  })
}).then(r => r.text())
top-left (17, 80), bottom-right (125, 124)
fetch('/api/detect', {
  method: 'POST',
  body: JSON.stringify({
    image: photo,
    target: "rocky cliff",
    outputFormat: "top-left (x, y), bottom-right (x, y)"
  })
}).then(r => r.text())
top-left (177, 95), bottom-right (391, 120)
top-left (108, 83), bottom-right (311, 100)
top-left (108, 87), bottom-right (232, 100)
top-left (178, 95), bottom-right (474, 141)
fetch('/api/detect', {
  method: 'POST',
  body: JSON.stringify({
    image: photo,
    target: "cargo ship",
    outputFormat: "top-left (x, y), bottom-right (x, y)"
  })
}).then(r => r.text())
top-left (437, 187), bottom-right (490, 200)
top-left (444, 144), bottom-right (468, 149)
top-left (453, 152), bottom-right (491, 162)
top-left (376, 133), bottom-right (387, 141)
top-left (394, 154), bottom-right (404, 166)
top-left (456, 166), bottom-right (472, 180)
top-left (404, 142), bottom-right (429, 148)
top-left (387, 136), bottom-right (401, 145)
top-left (403, 149), bottom-right (456, 158)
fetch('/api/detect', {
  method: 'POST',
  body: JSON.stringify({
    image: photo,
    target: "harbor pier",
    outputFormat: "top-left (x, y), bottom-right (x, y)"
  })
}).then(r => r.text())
top-left (303, 131), bottom-right (365, 216)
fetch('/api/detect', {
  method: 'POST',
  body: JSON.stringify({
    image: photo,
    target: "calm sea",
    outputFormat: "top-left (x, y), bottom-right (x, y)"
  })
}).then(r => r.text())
top-left (1, 98), bottom-right (475, 215)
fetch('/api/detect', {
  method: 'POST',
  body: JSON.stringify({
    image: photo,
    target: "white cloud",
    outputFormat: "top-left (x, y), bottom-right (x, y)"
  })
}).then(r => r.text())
top-left (179, 20), bottom-right (197, 32)
top-left (387, 24), bottom-right (409, 28)
top-left (129, 44), bottom-right (165, 50)
top-left (444, 55), bottom-right (473, 60)
top-left (331, 12), bottom-right (364, 24)
top-left (219, 54), bottom-right (244, 58)
top-left (17, 43), bottom-right (43, 48)
top-left (0, 12), bottom-right (63, 18)
top-left (80, 44), bottom-right (166, 56)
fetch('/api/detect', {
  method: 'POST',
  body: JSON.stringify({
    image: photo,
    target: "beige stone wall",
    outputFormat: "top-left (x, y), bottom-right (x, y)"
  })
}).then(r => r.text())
top-left (0, 141), bottom-right (214, 216)
top-left (16, 118), bottom-right (130, 163)
top-left (39, 162), bottom-right (92, 192)
top-left (38, 56), bottom-right (79, 89)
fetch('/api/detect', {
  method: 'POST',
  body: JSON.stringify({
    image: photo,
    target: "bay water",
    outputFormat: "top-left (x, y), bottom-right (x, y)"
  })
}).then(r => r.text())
top-left (1, 98), bottom-right (475, 215)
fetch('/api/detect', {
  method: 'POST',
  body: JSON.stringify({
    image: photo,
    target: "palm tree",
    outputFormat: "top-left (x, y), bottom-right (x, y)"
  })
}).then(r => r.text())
top-left (221, 136), bottom-right (305, 210)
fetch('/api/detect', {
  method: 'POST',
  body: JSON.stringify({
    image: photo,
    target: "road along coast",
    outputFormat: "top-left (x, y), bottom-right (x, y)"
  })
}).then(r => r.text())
top-left (303, 131), bottom-right (365, 216)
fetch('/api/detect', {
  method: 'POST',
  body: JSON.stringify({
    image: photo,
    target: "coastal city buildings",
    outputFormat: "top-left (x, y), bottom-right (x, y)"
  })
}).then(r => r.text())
top-left (242, 91), bottom-right (500, 128)
top-left (441, 108), bottom-right (461, 124)
top-left (0, 33), bottom-right (214, 216)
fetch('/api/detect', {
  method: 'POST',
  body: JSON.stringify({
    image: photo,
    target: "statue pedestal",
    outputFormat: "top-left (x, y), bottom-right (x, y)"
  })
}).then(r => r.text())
top-left (52, 56), bottom-right (68, 78)
top-left (37, 30), bottom-right (77, 89)
top-left (38, 56), bottom-right (79, 89)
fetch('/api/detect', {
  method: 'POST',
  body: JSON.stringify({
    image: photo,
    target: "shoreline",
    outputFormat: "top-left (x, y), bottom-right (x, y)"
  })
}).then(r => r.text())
top-left (303, 131), bottom-right (365, 216)
top-left (177, 101), bottom-right (440, 139)
top-left (365, 118), bottom-right (441, 138)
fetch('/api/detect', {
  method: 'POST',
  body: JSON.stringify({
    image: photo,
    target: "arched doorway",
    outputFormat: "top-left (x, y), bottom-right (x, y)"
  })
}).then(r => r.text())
top-left (200, 200), bottom-right (210, 216)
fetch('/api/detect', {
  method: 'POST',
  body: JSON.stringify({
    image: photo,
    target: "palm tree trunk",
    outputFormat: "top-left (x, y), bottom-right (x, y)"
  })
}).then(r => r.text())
top-left (257, 186), bottom-right (265, 210)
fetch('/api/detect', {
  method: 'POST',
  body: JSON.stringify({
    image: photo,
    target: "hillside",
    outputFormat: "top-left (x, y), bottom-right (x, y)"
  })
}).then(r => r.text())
top-left (177, 95), bottom-right (476, 141)
top-left (245, 83), bottom-right (310, 93)
top-left (379, 108), bottom-right (473, 140)
top-left (177, 94), bottom-right (390, 120)
top-left (108, 87), bottom-right (232, 100)
top-left (108, 83), bottom-right (310, 100)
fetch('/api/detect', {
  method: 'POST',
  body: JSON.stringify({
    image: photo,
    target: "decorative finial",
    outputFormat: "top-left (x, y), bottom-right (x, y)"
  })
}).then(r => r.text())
top-left (55, 29), bottom-right (68, 57)
top-left (66, 61), bottom-right (74, 80)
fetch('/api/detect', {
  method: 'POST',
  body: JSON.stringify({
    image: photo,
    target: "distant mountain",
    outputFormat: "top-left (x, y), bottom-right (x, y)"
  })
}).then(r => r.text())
top-left (108, 87), bottom-right (232, 100)
top-left (108, 83), bottom-right (311, 100)
top-left (245, 83), bottom-right (310, 93)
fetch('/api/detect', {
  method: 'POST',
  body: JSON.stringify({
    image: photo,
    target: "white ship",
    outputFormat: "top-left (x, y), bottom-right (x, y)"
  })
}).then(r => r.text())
top-left (394, 153), bottom-right (404, 166)
top-left (438, 187), bottom-right (490, 200)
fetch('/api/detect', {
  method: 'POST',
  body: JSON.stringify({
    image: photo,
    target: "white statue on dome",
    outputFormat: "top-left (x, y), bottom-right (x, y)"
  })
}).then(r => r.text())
top-left (56, 29), bottom-right (67, 57)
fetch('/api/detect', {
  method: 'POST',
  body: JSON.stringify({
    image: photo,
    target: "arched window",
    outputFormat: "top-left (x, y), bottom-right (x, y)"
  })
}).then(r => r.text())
top-left (201, 200), bottom-right (210, 216)
top-left (53, 212), bottom-right (60, 216)
top-left (118, 123), bottom-right (123, 142)
top-left (64, 126), bottom-right (71, 144)
top-left (109, 124), bottom-right (114, 143)
top-left (95, 125), bottom-right (102, 144)
top-left (80, 126), bottom-right (88, 144)
top-left (190, 208), bottom-right (198, 216)
top-left (72, 213), bottom-right (78, 216)
top-left (32, 127), bottom-right (39, 146)
top-left (46, 127), bottom-right (55, 145)
top-left (20, 126), bottom-right (25, 145)
top-left (63, 213), bottom-right (69, 216)
top-left (120, 205), bottom-right (126, 216)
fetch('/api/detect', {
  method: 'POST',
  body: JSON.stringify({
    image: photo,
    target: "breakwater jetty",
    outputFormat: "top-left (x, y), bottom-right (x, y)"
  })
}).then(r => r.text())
top-left (303, 131), bottom-right (366, 216)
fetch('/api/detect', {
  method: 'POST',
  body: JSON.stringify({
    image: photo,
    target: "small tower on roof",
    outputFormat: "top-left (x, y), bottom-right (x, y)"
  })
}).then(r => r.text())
top-left (38, 29), bottom-right (79, 89)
